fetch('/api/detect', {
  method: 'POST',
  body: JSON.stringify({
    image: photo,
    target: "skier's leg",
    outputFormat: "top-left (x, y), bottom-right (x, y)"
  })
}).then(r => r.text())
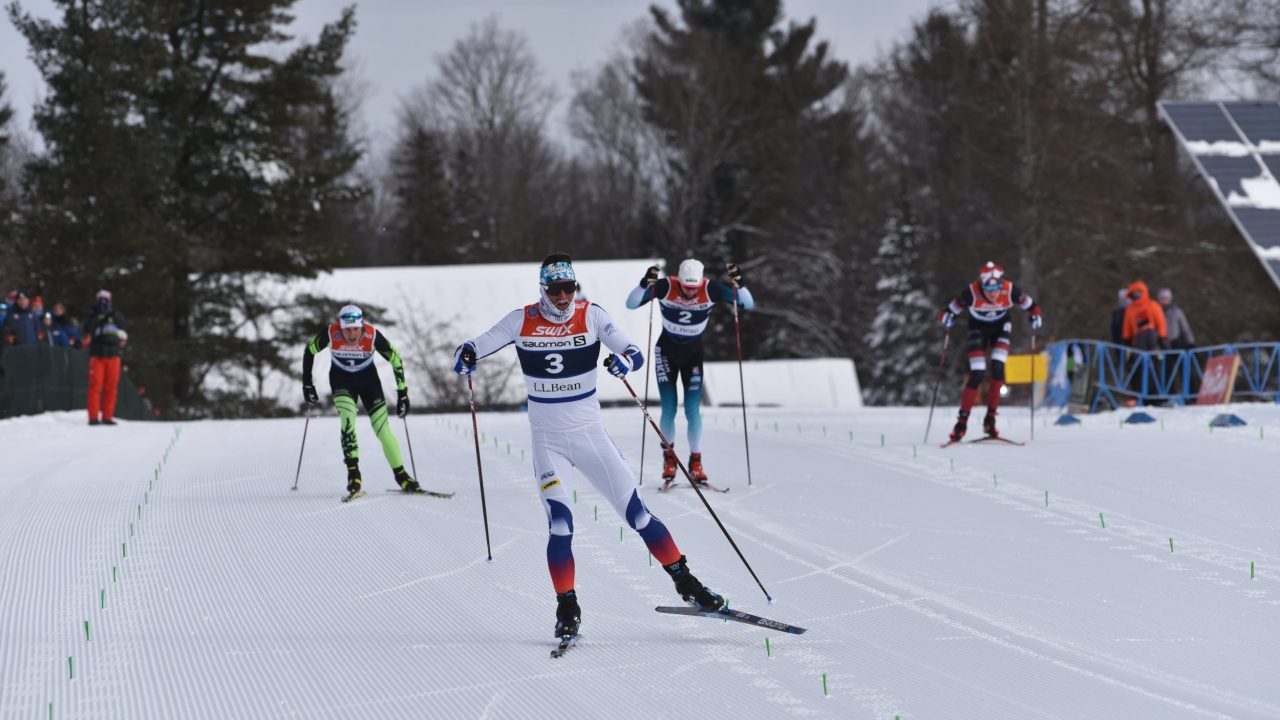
top-left (568, 423), bottom-right (682, 566)
top-left (682, 362), bottom-right (704, 453)
top-left (333, 385), bottom-right (362, 491)
top-left (654, 345), bottom-right (678, 445)
top-left (531, 429), bottom-right (576, 594)
top-left (86, 356), bottom-right (104, 423)
top-left (986, 323), bottom-right (1012, 413)
top-left (358, 376), bottom-right (408, 482)
top-left (101, 357), bottom-right (121, 422)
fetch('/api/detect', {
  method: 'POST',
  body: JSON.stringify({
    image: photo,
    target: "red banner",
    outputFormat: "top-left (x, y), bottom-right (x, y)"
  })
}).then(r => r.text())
top-left (1196, 354), bottom-right (1241, 405)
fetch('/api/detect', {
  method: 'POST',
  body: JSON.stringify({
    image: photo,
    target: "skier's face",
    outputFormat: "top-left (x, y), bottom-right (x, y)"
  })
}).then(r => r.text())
top-left (544, 281), bottom-right (576, 311)
top-left (341, 326), bottom-right (363, 343)
top-left (678, 282), bottom-right (699, 299)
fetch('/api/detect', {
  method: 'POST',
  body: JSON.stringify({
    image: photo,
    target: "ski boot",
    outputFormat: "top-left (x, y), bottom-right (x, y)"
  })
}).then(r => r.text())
top-left (949, 411), bottom-right (969, 443)
top-left (983, 412), bottom-right (999, 438)
top-left (345, 459), bottom-right (363, 495)
top-left (663, 555), bottom-right (725, 612)
top-left (688, 453), bottom-right (708, 486)
top-left (661, 448), bottom-right (677, 486)
top-left (554, 590), bottom-right (581, 639)
top-left (394, 465), bottom-right (420, 492)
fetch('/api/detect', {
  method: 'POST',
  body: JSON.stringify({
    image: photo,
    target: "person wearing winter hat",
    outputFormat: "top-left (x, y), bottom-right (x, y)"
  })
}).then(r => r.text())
top-left (301, 304), bottom-right (418, 499)
top-left (83, 290), bottom-right (129, 425)
top-left (937, 261), bottom-right (1043, 442)
top-left (625, 258), bottom-right (753, 488)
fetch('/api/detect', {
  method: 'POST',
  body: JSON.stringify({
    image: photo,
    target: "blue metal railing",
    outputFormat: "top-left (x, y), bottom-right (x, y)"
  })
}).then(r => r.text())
top-left (1045, 339), bottom-right (1280, 412)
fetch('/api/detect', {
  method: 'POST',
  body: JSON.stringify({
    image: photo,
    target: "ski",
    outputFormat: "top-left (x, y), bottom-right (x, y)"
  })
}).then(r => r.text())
top-left (654, 606), bottom-right (807, 635)
top-left (550, 633), bottom-right (580, 658)
top-left (340, 490), bottom-right (367, 503)
top-left (657, 481), bottom-right (730, 494)
top-left (968, 436), bottom-right (1025, 447)
top-left (384, 488), bottom-right (456, 499)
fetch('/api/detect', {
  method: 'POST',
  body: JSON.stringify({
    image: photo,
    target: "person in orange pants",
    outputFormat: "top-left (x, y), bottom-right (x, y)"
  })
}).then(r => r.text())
top-left (83, 289), bottom-right (128, 425)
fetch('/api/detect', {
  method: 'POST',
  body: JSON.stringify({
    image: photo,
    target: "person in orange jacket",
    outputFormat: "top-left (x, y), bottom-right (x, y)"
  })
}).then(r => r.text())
top-left (1121, 281), bottom-right (1166, 350)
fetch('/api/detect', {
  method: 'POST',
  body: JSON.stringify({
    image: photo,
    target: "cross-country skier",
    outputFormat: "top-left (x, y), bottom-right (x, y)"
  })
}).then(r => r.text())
top-left (938, 261), bottom-right (1043, 441)
top-left (625, 259), bottom-right (753, 487)
top-left (302, 305), bottom-right (419, 498)
top-left (453, 253), bottom-right (725, 643)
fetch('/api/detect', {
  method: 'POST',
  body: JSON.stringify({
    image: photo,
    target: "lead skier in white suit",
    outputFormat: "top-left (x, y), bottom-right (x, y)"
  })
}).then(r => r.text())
top-left (453, 252), bottom-right (724, 642)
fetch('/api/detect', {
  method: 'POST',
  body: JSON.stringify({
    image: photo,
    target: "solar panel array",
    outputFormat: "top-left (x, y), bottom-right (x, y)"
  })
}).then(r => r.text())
top-left (1159, 101), bottom-right (1280, 291)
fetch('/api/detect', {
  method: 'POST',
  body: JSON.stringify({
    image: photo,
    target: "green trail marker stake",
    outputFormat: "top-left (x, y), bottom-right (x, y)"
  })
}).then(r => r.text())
top-left (100, 589), bottom-right (105, 608)
top-left (880, 434), bottom-right (885, 447)
top-left (481, 432), bottom-right (486, 444)
top-left (1045, 491), bottom-right (1049, 507)
top-left (521, 448), bottom-right (525, 461)
top-left (950, 459), bottom-right (954, 472)
top-left (594, 505), bottom-right (598, 522)
top-left (1261, 427), bottom-right (1265, 440)
top-left (797, 423), bottom-right (801, 433)
top-left (1169, 538), bottom-right (1174, 553)
top-left (912, 445), bottom-right (917, 458)
top-left (112, 566), bottom-right (117, 582)
top-left (68, 656), bottom-right (73, 680)
top-left (573, 490), bottom-right (577, 504)
top-left (765, 637), bottom-right (772, 657)
top-left (494, 436), bottom-right (498, 448)
top-left (848, 430), bottom-right (853, 441)
top-left (1160, 420), bottom-right (1165, 430)
top-left (822, 673), bottom-right (828, 697)
top-left (823, 426), bottom-right (827, 437)
top-left (122, 543), bottom-right (127, 558)
top-left (1099, 512), bottom-right (1106, 528)
top-left (506, 443), bottom-right (511, 455)
top-left (648, 551), bottom-right (652, 567)
top-left (130, 523), bottom-right (134, 537)
top-left (137, 505), bottom-right (141, 519)
top-left (774, 421), bottom-right (779, 432)
top-left (1252, 561), bottom-right (1256, 579)
top-left (619, 526), bottom-right (624, 542)
top-left (145, 490), bottom-right (149, 504)
top-left (993, 474), bottom-right (997, 487)
top-left (84, 620), bottom-right (90, 641)
top-left (49, 702), bottom-right (52, 720)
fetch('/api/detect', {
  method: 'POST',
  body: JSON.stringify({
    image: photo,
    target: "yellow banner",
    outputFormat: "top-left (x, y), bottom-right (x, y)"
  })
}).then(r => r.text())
top-left (1004, 353), bottom-right (1049, 384)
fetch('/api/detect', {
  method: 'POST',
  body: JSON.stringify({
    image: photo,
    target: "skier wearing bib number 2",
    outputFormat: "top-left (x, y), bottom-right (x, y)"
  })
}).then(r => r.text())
top-left (937, 261), bottom-right (1043, 442)
top-left (453, 253), bottom-right (725, 645)
top-left (626, 259), bottom-right (753, 488)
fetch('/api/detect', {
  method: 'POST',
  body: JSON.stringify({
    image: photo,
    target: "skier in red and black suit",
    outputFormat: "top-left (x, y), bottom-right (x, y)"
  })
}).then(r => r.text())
top-left (938, 261), bottom-right (1043, 441)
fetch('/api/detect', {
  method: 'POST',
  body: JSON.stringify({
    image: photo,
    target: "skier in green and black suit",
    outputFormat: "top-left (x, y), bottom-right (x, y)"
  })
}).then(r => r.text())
top-left (302, 304), bottom-right (419, 497)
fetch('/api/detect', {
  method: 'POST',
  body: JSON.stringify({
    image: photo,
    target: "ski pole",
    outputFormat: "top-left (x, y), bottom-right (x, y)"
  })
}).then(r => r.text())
top-left (402, 416), bottom-right (418, 480)
top-left (291, 405), bottom-right (312, 491)
top-left (618, 373), bottom-right (774, 601)
top-left (467, 374), bottom-right (493, 561)
top-left (729, 277), bottom-right (753, 486)
top-left (1030, 333), bottom-right (1037, 442)
top-left (923, 328), bottom-right (952, 445)
top-left (638, 279), bottom-right (656, 486)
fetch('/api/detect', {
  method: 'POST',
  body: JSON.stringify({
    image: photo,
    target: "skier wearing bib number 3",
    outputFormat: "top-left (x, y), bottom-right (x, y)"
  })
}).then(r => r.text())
top-left (937, 261), bottom-right (1043, 442)
top-left (453, 253), bottom-right (725, 645)
top-left (625, 259), bottom-right (754, 488)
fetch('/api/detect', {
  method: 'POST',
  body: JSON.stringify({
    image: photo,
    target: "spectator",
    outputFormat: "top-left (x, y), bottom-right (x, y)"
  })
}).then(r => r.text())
top-left (1109, 288), bottom-right (1129, 345)
top-left (83, 289), bottom-right (129, 426)
top-left (1157, 288), bottom-right (1196, 350)
top-left (46, 302), bottom-right (83, 348)
top-left (1121, 280), bottom-right (1166, 351)
top-left (3, 290), bottom-right (43, 346)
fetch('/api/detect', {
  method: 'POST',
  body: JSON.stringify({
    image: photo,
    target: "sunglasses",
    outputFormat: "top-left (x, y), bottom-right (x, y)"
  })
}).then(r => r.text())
top-left (544, 281), bottom-right (577, 296)
top-left (339, 313), bottom-right (363, 324)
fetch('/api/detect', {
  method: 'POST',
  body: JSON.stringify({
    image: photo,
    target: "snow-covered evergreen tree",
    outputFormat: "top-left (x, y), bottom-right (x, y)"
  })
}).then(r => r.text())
top-left (861, 208), bottom-right (942, 405)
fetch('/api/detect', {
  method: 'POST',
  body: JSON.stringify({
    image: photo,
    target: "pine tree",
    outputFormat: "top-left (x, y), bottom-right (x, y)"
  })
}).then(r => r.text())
top-left (861, 207), bottom-right (941, 406)
top-left (8, 1), bottom-right (365, 416)
top-left (389, 126), bottom-right (452, 265)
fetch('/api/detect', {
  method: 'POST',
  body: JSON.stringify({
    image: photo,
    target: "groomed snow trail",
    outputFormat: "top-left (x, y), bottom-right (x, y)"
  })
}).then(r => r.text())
top-left (2, 404), bottom-right (1278, 719)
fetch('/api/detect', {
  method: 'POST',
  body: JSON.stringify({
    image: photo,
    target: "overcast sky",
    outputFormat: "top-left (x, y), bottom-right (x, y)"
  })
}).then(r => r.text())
top-left (1, 0), bottom-right (946, 154)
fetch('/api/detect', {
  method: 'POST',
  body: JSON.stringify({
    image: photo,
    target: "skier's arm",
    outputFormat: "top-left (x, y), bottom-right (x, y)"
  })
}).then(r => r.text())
top-left (709, 281), bottom-right (753, 310)
top-left (591, 304), bottom-right (643, 368)
top-left (302, 330), bottom-right (331, 384)
top-left (626, 276), bottom-right (669, 309)
top-left (373, 331), bottom-right (407, 391)
top-left (946, 287), bottom-right (975, 316)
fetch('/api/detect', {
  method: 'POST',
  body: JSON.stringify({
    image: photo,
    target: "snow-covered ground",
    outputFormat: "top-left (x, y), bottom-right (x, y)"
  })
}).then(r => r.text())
top-left (3, 402), bottom-right (1279, 719)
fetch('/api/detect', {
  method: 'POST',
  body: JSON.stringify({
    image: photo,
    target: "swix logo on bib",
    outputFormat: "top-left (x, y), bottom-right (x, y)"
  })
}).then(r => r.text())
top-left (968, 280), bottom-right (1014, 323)
top-left (659, 278), bottom-right (714, 338)
top-left (327, 322), bottom-right (377, 372)
top-left (516, 300), bottom-right (600, 403)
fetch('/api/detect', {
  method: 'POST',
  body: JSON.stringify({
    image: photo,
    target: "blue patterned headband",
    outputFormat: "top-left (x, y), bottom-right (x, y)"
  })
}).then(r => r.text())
top-left (540, 261), bottom-right (576, 285)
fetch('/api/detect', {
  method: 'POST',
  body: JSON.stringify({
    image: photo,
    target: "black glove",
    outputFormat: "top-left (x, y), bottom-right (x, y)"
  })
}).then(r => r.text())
top-left (454, 343), bottom-right (478, 375)
top-left (726, 263), bottom-right (744, 286)
top-left (303, 382), bottom-right (318, 405)
top-left (396, 388), bottom-right (410, 418)
top-left (640, 265), bottom-right (660, 287)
